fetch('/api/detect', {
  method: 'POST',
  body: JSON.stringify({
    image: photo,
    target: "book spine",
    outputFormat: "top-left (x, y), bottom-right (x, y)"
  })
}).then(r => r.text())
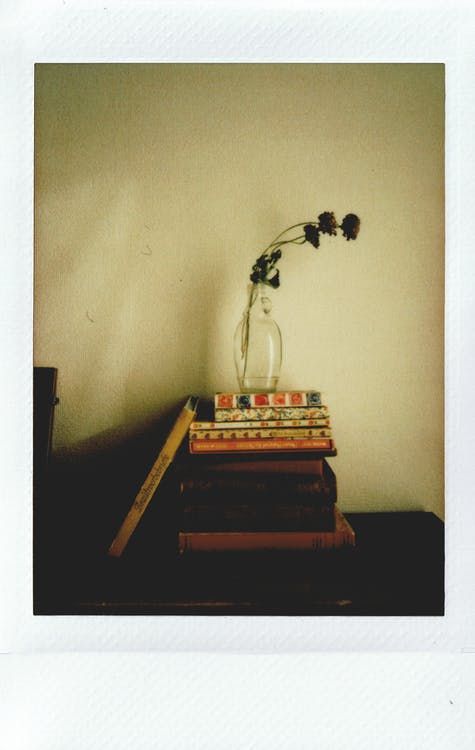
top-left (108, 396), bottom-right (199, 557)
top-left (179, 458), bottom-right (326, 475)
top-left (214, 406), bottom-right (329, 422)
top-left (181, 505), bottom-right (336, 532)
top-left (189, 427), bottom-right (332, 440)
top-left (178, 528), bottom-right (355, 553)
top-left (215, 391), bottom-right (322, 409)
top-left (190, 418), bottom-right (331, 430)
top-left (189, 437), bottom-right (334, 454)
top-left (180, 476), bottom-right (336, 500)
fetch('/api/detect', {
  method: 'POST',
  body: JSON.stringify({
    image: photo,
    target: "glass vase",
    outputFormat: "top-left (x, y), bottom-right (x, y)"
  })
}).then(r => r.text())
top-left (233, 283), bottom-right (282, 393)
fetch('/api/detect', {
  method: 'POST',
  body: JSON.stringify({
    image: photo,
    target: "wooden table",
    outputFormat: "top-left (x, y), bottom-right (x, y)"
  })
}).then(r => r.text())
top-left (35, 451), bottom-right (444, 615)
top-left (33, 372), bottom-right (443, 616)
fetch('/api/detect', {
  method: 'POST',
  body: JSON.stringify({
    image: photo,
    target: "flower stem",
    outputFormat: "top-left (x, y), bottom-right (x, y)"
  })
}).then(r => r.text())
top-left (261, 223), bottom-right (314, 254)
top-left (241, 283), bottom-right (259, 383)
top-left (266, 235), bottom-right (306, 250)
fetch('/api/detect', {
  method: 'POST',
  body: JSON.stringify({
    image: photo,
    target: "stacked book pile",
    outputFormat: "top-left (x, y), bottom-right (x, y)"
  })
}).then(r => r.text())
top-left (189, 390), bottom-right (335, 455)
top-left (177, 390), bottom-right (355, 553)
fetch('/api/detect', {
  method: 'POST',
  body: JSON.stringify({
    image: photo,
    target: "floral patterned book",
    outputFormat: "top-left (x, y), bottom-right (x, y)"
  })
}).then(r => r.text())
top-left (189, 427), bottom-right (332, 440)
top-left (214, 406), bottom-right (329, 422)
top-left (190, 417), bottom-right (331, 430)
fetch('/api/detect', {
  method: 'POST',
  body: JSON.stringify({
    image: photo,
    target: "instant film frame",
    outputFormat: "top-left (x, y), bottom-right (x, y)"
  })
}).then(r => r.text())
top-left (2, 1), bottom-right (474, 656)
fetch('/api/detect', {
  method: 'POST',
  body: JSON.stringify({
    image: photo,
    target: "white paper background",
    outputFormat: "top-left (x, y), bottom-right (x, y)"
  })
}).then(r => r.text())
top-left (1, 652), bottom-right (473, 749)
top-left (1, 0), bottom-right (475, 746)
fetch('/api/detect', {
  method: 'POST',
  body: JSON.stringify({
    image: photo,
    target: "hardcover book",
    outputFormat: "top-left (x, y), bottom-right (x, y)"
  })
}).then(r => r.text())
top-left (108, 395), bottom-right (199, 557)
top-left (189, 427), bottom-right (332, 440)
top-left (175, 455), bottom-right (327, 476)
top-left (214, 406), bottom-right (330, 422)
top-left (178, 507), bottom-right (355, 553)
top-left (176, 455), bottom-right (334, 485)
top-left (181, 503), bottom-right (336, 532)
top-left (179, 475), bottom-right (336, 503)
top-left (189, 437), bottom-right (335, 454)
top-left (215, 390), bottom-right (322, 409)
top-left (190, 417), bottom-right (331, 430)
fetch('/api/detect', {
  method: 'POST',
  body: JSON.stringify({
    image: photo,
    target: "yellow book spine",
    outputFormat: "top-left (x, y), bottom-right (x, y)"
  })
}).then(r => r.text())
top-left (108, 396), bottom-right (198, 557)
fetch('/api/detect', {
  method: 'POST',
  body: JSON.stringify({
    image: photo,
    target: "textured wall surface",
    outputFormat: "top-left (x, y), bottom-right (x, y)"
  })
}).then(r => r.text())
top-left (34, 63), bottom-right (444, 517)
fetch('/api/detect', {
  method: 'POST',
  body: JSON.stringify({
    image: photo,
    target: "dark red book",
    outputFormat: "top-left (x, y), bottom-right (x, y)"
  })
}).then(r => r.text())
top-left (176, 456), bottom-right (335, 490)
top-left (178, 508), bottom-right (355, 553)
top-left (180, 475), bottom-right (336, 503)
top-left (182, 502), bottom-right (336, 532)
top-left (176, 455), bottom-right (326, 477)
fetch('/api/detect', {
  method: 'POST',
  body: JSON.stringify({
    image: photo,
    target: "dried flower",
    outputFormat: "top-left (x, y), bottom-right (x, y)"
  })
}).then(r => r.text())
top-left (249, 247), bottom-right (283, 285)
top-left (240, 210), bottom-right (360, 378)
top-left (304, 224), bottom-right (320, 248)
top-left (268, 270), bottom-right (280, 288)
top-left (318, 211), bottom-right (338, 236)
top-left (248, 209), bottom-right (360, 288)
top-left (341, 213), bottom-right (360, 241)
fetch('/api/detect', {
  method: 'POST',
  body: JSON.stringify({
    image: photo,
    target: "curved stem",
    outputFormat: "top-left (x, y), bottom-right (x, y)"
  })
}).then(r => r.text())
top-left (261, 223), bottom-right (314, 254)
top-left (241, 284), bottom-right (259, 384)
top-left (266, 235), bottom-right (306, 249)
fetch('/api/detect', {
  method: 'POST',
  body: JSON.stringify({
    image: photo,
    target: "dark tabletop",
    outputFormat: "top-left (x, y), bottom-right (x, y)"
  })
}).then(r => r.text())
top-left (35, 449), bottom-right (444, 616)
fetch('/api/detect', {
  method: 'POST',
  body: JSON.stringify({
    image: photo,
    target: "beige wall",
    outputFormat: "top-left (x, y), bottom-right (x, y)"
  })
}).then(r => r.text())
top-left (34, 63), bottom-right (444, 517)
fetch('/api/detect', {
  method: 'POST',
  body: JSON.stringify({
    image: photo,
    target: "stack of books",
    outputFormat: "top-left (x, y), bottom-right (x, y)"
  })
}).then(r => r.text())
top-left (189, 390), bottom-right (335, 455)
top-left (176, 390), bottom-right (355, 553)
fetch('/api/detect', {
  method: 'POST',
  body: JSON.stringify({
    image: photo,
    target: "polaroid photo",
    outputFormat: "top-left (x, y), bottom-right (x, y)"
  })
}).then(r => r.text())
top-left (1, 0), bottom-right (474, 658)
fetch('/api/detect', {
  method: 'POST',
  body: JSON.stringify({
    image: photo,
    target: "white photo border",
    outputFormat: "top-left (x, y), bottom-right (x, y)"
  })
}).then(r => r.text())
top-left (1, 0), bottom-right (474, 655)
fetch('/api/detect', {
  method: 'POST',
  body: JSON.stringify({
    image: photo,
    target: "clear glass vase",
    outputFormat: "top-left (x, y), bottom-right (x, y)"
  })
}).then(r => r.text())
top-left (233, 283), bottom-right (282, 393)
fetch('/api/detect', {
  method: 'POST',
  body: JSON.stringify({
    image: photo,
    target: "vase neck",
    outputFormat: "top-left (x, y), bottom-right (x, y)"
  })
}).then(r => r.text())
top-left (247, 282), bottom-right (272, 315)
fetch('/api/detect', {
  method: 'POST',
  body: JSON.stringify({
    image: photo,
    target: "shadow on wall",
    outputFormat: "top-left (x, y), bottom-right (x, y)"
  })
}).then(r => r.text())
top-left (47, 252), bottom-right (221, 451)
top-left (118, 252), bottom-right (222, 426)
top-left (48, 401), bottom-right (190, 557)
top-left (52, 399), bottom-right (184, 469)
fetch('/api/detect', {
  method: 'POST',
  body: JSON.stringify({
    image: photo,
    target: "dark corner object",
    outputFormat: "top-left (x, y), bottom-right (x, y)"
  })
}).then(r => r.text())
top-left (33, 369), bottom-right (444, 617)
top-left (33, 367), bottom-right (58, 482)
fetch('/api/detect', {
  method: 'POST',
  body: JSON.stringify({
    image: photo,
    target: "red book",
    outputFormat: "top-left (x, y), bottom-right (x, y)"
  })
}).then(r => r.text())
top-left (178, 508), bottom-right (355, 552)
top-left (181, 504), bottom-right (336, 532)
top-left (179, 475), bottom-right (335, 500)
top-left (174, 455), bottom-right (327, 477)
top-left (189, 437), bottom-right (335, 454)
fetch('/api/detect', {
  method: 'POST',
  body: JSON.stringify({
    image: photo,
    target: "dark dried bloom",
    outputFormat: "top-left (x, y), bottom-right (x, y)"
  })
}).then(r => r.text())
top-left (341, 213), bottom-right (360, 241)
top-left (318, 211), bottom-right (338, 236)
top-left (267, 270), bottom-right (280, 288)
top-left (248, 209), bottom-right (360, 291)
top-left (304, 224), bottom-right (320, 248)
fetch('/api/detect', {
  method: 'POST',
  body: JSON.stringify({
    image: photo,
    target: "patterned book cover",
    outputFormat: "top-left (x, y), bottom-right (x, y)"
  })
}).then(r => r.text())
top-left (189, 437), bottom-right (335, 454)
top-left (215, 391), bottom-right (322, 409)
top-left (214, 406), bottom-right (329, 422)
top-left (190, 417), bottom-right (331, 430)
top-left (189, 427), bottom-right (332, 440)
